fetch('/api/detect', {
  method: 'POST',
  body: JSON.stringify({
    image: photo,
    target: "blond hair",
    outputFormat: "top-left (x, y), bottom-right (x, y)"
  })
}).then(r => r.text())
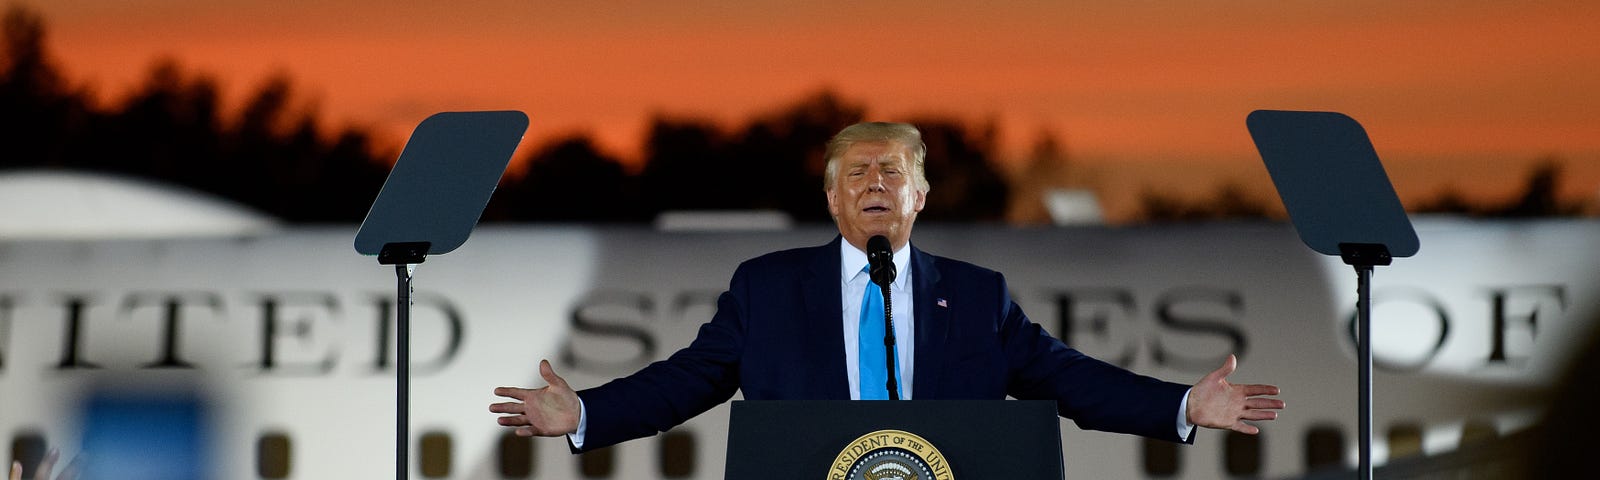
top-left (822, 122), bottom-right (929, 193)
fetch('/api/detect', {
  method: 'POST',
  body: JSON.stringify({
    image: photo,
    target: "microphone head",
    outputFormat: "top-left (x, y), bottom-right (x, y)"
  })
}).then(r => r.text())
top-left (866, 235), bottom-right (896, 284)
top-left (867, 235), bottom-right (892, 256)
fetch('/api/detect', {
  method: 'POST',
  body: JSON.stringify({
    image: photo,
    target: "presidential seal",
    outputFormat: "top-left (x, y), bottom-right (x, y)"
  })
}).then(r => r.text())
top-left (828, 430), bottom-right (952, 480)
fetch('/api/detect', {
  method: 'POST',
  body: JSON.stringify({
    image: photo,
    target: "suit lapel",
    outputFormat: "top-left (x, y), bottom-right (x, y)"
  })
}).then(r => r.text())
top-left (803, 236), bottom-right (850, 399)
top-left (910, 244), bottom-right (947, 399)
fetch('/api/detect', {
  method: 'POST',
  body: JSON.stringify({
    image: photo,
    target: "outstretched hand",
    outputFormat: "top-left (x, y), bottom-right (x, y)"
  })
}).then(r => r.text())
top-left (490, 359), bottom-right (582, 437)
top-left (1187, 354), bottom-right (1284, 435)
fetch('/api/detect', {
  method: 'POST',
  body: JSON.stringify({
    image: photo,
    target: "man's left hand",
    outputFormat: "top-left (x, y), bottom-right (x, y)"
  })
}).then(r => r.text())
top-left (1187, 354), bottom-right (1284, 435)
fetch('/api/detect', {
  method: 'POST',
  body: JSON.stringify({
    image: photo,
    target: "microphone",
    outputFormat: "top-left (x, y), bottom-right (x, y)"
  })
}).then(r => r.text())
top-left (865, 235), bottom-right (900, 400)
top-left (867, 235), bottom-right (896, 286)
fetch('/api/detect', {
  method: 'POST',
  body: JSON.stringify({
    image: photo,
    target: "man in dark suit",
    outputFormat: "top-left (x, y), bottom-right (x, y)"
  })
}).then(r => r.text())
top-left (491, 122), bottom-right (1283, 452)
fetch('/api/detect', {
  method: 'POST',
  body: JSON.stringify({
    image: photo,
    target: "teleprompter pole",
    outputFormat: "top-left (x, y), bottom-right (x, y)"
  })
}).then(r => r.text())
top-left (1340, 243), bottom-right (1388, 480)
top-left (380, 242), bottom-right (429, 480)
top-left (1356, 264), bottom-right (1373, 480)
top-left (396, 264), bottom-right (411, 480)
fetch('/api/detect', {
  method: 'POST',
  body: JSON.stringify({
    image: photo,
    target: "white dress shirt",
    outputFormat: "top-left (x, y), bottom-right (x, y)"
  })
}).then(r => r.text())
top-left (840, 240), bottom-right (915, 399)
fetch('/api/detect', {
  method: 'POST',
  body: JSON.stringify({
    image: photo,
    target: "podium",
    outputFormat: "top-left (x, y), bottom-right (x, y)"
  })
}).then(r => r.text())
top-left (726, 400), bottom-right (1064, 479)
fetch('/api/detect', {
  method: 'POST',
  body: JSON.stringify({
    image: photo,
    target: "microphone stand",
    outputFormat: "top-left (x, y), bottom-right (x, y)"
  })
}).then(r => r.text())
top-left (867, 235), bottom-right (900, 401)
top-left (881, 281), bottom-right (899, 400)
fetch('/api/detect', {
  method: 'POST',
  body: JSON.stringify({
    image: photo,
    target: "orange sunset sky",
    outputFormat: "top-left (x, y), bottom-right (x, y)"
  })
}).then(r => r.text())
top-left (17, 0), bottom-right (1600, 218)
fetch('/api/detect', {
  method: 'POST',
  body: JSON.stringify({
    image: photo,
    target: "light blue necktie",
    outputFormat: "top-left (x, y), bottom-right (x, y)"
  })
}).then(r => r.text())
top-left (858, 267), bottom-right (900, 400)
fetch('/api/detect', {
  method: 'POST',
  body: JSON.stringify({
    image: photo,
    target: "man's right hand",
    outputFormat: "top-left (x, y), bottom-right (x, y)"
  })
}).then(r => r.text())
top-left (490, 359), bottom-right (581, 437)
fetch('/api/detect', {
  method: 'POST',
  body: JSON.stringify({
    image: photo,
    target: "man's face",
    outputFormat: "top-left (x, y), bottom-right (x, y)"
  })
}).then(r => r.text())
top-left (826, 140), bottom-right (926, 252)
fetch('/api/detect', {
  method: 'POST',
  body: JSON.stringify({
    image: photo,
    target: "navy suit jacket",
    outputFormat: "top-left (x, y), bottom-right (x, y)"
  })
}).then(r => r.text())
top-left (575, 237), bottom-right (1192, 451)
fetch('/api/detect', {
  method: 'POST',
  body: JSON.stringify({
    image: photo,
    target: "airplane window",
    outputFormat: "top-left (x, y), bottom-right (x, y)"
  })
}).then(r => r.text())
top-left (498, 431), bottom-right (534, 478)
top-left (581, 446), bottom-right (615, 478)
top-left (1460, 419), bottom-right (1498, 446)
top-left (421, 431), bottom-right (452, 478)
top-left (1303, 425), bottom-right (1343, 470)
top-left (1387, 423), bottom-right (1423, 459)
top-left (1224, 430), bottom-right (1261, 475)
top-left (1142, 437), bottom-right (1180, 476)
top-left (257, 431), bottom-right (291, 479)
top-left (660, 431), bottom-right (695, 478)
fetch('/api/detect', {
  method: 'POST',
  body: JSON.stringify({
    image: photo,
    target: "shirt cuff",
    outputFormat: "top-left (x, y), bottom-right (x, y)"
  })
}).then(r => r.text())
top-left (1177, 387), bottom-right (1195, 440)
top-left (567, 398), bottom-right (589, 449)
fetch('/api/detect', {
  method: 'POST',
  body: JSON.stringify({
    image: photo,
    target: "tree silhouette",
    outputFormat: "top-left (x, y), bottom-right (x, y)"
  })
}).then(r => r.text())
top-left (1413, 186), bottom-right (1475, 215)
top-left (0, 5), bottom-right (85, 168)
top-left (1494, 159), bottom-right (1581, 217)
top-left (637, 116), bottom-right (732, 214)
top-left (1136, 182), bottom-right (1272, 223)
top-left (727, 90), bottom-right (864, 221)
top-left (1005, 130), bottom-right (1072, 225)
top-left (913, 117), bottom-right (1009, 222)
top-left (491, 134), bottom-right (634, 222)
top-left (1, 4), bottom-right (390, 223)
top-left (89, 59), bottom-right (224, 185)
top-left (622, 91), bottom-right (1012, 223)
top-left (1412, 158), bottom-right (1585, 218)
top-left (4, 4), bottom-right (1588, 225)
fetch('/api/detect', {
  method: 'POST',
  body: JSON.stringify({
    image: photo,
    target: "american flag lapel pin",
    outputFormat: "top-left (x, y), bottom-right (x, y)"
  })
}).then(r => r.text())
top-left (936, 298), bottom-right (948, 308)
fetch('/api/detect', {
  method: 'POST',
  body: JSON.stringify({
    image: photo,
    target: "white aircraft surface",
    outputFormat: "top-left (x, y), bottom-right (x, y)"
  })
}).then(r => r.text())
top-left (1, 172), bottom-right (1594, 479)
